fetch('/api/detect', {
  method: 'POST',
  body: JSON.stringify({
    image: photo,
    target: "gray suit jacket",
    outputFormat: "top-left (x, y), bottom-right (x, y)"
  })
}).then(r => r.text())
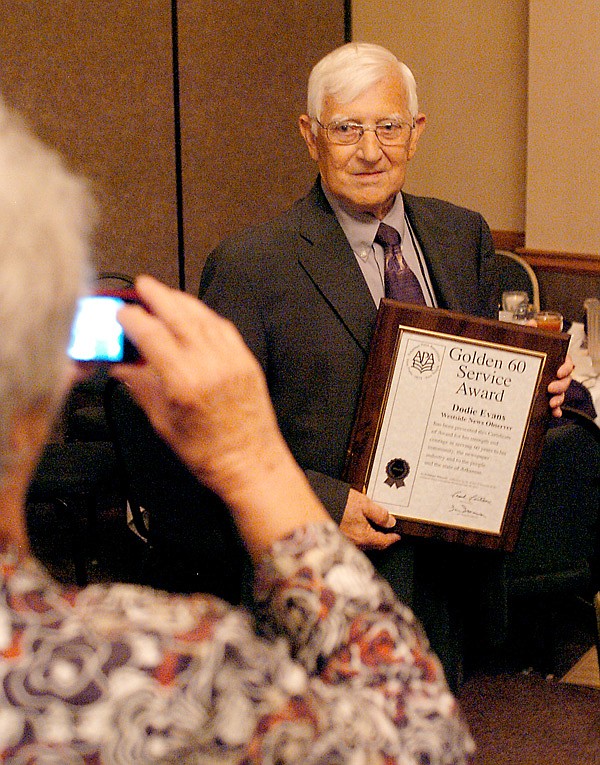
top-left (199, 185), bottom-right (599, 690)
top-left (200, 180), bottom-right (498, 521)
top-left (200, 182), bottom-right (502, 687)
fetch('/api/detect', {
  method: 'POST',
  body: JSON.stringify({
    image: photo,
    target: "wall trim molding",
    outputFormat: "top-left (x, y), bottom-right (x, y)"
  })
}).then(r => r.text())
top-left (515, 249), bottom-right (600, 275)
top-left (491, 231), bottom-right (600, 275)
top-left (491, 230), bottom-right (525, 252)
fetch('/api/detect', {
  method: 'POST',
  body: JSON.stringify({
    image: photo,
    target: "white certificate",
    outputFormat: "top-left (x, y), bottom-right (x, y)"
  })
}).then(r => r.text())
top-left (366, 330), bottom-right (543, 534)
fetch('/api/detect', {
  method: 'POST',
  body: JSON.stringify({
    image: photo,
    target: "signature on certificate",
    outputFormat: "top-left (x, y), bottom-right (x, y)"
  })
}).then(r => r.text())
top-left (450, 490), bottom-right (491, 518)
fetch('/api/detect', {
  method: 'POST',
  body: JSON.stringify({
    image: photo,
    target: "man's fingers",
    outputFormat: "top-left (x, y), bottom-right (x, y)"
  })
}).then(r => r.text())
top-left (346, 489), bottom-right (397, 528)
top-left (361, 499), bottom-right (397, 529)
top-left (340, 490), bottom-right (401, 549)
top-left (549, 392), bottom-right (565, 417)
top-left (557, 355), bottom-right (574, 379)
top-left (547, 380), bottom-right (571, 396)
top-left (364, 530), bottom-right (402, 550)
top-left (340, 517), bottom-right (401, 550)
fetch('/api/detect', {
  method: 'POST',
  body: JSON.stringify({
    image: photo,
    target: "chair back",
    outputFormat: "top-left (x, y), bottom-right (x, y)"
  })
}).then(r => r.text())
top-left (103, 379), bottom-right (246, 599)
top-left (95, 272), bottom-right (135, 290)
top-left (496, 250), bottom-right (541, 313)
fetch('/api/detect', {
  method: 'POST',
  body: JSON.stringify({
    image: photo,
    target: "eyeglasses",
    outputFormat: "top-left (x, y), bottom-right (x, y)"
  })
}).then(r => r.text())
top-left (315, 118), bottom-right (415, 146)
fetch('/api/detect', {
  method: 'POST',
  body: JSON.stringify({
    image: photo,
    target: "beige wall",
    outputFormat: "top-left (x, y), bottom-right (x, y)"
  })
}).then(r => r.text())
top-left (354, 0), bottom-right (600, 260)
top-left (352, 0), bottom-right (528, 232)
top-left (353, 0), bottom-right (600, 316)
top-left (526, 0), bottom-right (600, 255)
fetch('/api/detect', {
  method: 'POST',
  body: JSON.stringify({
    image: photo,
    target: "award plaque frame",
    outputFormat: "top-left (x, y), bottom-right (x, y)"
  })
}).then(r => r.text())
top-left (344, 300), bottom-right (570, 551)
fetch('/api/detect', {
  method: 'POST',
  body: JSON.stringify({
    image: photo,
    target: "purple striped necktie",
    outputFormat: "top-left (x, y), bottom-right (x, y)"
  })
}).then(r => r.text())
top-left (375, 221), bottom-right (426, 305)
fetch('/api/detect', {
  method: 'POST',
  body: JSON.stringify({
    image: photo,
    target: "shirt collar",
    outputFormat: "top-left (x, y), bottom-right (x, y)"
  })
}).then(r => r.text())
top-left (321, 181), bottom-right (407, 259)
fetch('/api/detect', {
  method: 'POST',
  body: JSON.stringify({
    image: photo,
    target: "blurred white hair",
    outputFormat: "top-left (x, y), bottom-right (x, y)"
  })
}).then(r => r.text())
top-left (0, 97), bottom-right (95, 479)
top-left (306, 42), bottom-right (419, 126)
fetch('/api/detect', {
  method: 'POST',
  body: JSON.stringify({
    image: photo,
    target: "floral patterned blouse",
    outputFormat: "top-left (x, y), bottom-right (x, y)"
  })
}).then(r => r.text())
top-left (0, 522), bottom-right (474, 763)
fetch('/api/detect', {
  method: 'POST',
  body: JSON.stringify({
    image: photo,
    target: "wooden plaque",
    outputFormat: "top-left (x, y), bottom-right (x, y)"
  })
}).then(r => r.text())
top-left (344, 300), bottom-right (570, 551)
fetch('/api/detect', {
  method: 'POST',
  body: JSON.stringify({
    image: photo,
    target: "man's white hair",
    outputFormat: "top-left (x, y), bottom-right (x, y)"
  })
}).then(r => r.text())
top-left (0, 97), bottom-right (94, 480)
top-left (306, 42), bottom-right (419, 125)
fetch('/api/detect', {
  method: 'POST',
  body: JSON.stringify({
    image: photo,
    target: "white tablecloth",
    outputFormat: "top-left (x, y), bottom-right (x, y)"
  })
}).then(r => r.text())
top-left (568, 322), bottom-right (600, 424)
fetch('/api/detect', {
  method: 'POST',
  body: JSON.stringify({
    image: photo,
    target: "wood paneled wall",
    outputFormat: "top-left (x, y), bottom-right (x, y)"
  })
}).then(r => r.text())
top-left (1, 1), bottom-right (344, 292)
top-left (179, 1), bottom-right (344, 291)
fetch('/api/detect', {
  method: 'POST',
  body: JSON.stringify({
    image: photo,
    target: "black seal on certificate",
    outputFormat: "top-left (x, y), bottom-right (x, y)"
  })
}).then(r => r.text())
top-left (385, 458), bottom-right (410, 488)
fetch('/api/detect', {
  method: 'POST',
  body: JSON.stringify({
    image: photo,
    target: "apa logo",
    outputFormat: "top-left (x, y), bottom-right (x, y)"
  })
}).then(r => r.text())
top-left (407, 344), bottom-right (440, 378)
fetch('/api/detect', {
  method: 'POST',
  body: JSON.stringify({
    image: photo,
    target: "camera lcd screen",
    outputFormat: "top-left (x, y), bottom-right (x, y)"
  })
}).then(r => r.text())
top-left (68, 295), bottom-right (134, 362)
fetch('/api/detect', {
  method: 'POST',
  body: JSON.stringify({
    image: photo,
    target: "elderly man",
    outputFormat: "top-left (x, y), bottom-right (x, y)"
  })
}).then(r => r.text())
top-left (0, 94), bottom-right (474, 762)
top-left (199, 42), bottom-right (573, 686)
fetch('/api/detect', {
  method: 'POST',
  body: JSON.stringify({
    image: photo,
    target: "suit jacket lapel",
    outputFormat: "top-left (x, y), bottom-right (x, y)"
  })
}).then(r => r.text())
top-left (403, 192), bottom-right (462, 311)
top-left (295, 182), bottom-right (377, 353)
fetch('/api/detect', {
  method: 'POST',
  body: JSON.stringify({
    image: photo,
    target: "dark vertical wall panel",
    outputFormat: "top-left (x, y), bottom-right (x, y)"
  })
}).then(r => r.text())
top-left (1, 1), bottom-right (345, 292)
top-left (1, 1), bottom-right (179, 286)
